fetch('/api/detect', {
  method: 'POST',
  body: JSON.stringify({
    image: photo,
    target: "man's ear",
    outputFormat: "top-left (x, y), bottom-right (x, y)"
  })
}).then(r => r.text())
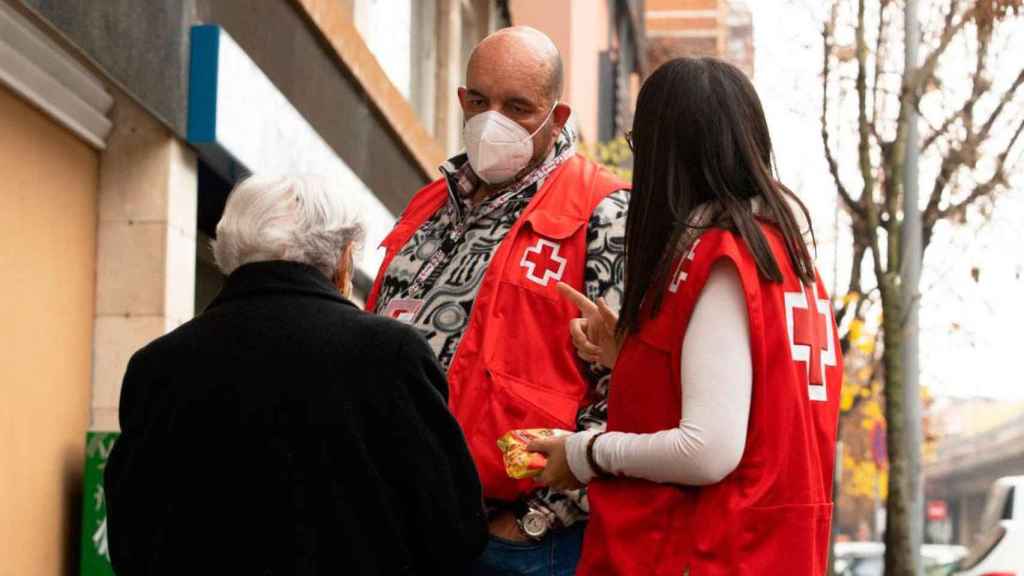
top-left (552, 103), bottom-right (572, 131)
top-left (457, 86), bottom-right (469, 114)
top-left (335, 243), bottom-right (355, 298)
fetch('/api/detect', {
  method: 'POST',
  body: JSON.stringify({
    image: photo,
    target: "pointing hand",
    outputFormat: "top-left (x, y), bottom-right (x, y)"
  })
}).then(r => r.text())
top-left (556, 282), bottom-right (621, 369)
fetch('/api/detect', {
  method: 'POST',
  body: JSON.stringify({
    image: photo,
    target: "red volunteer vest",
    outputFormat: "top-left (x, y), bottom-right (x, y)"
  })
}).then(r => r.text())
top-left (578, 226), bottom-right (842, 576)
top-left (367, 155), bottom-right (627, 502)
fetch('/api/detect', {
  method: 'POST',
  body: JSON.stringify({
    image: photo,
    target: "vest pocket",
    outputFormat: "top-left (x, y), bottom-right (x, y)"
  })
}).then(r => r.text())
top-left (524, 210), bottom-right (586, 240)
top-left (736, 502), bottom-right (833, 574)
top-left (488, 279), bottom-right (586, 394)
top-left (473, 368), bottom-right (582, 501)
top-left (485, 367), bottom-right (580, 431)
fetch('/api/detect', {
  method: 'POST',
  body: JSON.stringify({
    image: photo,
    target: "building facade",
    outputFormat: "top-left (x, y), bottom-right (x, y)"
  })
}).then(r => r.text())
top-left (925, 400), bottom-right (1024, 546)
top-left (0, 0), bottom-right (513, 572)
top-left (645, 0), bottom-right (753, 77)
top-left (512, 0), bottom-right (646, 144)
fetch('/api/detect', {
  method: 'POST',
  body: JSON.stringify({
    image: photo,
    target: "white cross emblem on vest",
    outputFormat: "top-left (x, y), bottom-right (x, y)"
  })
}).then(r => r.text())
top-left (520, 239), bottom-right (567, 287)
top-left (669, 238), bottom-right (702, 293)
top-left (784, 285), bottom-right (837, 402)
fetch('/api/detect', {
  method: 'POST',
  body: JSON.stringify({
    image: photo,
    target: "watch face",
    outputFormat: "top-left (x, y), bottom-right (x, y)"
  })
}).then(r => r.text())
top-left (521, 511), bottom-right (548, 538)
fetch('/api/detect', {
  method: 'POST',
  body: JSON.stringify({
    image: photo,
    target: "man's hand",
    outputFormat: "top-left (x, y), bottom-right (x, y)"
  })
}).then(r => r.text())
top-left (527, 434), bottom-right (583, 491)
top-left (557, 282), bottom-right (621, 369)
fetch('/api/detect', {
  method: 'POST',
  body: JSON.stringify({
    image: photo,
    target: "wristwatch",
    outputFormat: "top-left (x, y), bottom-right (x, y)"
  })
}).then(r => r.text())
top-left (516, 503), bottom-right (556, 540)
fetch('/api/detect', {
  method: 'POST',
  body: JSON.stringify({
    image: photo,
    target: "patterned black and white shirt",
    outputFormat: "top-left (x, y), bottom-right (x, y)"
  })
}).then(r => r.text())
top-left (375, 129), bottom-right (628, 527)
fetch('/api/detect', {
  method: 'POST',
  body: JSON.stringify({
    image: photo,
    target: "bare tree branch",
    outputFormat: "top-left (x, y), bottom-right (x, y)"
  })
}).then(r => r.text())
top-left (922, 147), bottom-right (964, 245)
top-left (871, 0), bottom-right (894, 143)
top-left (893, 0), bottom-right (966, 168)
top-left (919, 18), bottom-right (994, 231)
top-left (922, 108), bottom-right (962, 151)
top-left (917, 25), bottom-right (1003, 152)
top-left (835, 240), bottom-right (869, 331)
top-left (856, 0), bottom-right (886, 283)
top-left (938, 116), bottom-right (1024, 222)
top-left (976, 67), bottom-right (1024, 142)
top-left (921, 27), bottom-right (1024, 247)
top-left (920, 21), bottom-right (994, 152)
top-left (856, 0), bottom-right (875, 207)
top-left (822, 5), bottom-right (865, 216)
top-left (962, 18), bottom-right (994, 141)
top-left (910, 0), bottom-right (969, 97)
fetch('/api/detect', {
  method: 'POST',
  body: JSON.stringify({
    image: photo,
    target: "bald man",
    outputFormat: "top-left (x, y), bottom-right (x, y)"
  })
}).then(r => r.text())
top-left (366, 27), bottom-right (629, 575)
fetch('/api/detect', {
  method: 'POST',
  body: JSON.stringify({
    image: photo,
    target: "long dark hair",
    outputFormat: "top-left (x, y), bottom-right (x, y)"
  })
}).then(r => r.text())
top-left (618, 57), bottom-right (816, 335)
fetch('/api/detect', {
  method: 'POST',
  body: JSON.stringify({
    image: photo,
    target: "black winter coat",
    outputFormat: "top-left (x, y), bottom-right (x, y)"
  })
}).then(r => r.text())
top-left (104, 260), bottom-right (487, 575)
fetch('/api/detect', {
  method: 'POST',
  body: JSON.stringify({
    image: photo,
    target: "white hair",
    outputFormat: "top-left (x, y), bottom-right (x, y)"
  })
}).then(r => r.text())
top-left (211, 174), bottom-right (366, 279)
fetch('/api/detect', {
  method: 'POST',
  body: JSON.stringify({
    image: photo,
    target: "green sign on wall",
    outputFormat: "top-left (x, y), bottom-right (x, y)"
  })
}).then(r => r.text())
top-left (80, 431), bottom-right (119, 576)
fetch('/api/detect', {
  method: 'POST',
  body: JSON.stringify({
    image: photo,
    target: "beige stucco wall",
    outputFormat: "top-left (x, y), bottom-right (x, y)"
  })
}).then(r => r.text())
top-left (0, 86), bottom-right (98, 575)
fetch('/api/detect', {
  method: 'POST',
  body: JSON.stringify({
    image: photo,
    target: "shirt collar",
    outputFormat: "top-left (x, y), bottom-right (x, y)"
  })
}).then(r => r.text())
top-left (206, 260), bottom-right (355, 312)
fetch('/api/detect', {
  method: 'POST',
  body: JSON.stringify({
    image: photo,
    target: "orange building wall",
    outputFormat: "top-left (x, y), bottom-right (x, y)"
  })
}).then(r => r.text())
top-left (646, 17), bottom-right (720, 32)
top-left (645, 0), bottom-right (753, 77)
top-left (568, 0), bottom-right (609, 143)
top-left (0, 85), bottom-right (98, 575)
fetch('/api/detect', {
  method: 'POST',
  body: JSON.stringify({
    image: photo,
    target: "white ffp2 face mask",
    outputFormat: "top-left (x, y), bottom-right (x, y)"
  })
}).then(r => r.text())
top-left (463, 103), bottom-right (558, 185)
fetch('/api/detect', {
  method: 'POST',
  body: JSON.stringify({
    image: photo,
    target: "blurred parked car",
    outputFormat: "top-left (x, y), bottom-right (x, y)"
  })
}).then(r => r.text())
top-left (833, 541), bottom-right (967, 575)
top-left (955, 475), bottom-right (1024, 576)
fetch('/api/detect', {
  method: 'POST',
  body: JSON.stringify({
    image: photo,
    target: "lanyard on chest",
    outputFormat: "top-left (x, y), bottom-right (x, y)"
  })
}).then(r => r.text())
top-left (402, 150), bottom-right (573, 300)
top-left (402, 190), bottom-right (519, 300)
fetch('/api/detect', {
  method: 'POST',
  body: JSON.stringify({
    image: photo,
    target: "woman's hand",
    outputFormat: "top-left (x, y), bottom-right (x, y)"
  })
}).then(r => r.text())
top-left (557, 282), bottom-right (621, 369)
top-left (526, 434), bottom-right (583, 491)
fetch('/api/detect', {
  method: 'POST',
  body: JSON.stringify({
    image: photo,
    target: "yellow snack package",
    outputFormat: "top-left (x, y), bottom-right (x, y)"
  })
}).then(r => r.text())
top-left (497, 428), bottom-right (568, 480)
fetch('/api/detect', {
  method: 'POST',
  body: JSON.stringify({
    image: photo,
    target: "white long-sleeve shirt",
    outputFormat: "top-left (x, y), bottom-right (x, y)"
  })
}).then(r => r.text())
top-left (566, 260), bottom-right (752, 486)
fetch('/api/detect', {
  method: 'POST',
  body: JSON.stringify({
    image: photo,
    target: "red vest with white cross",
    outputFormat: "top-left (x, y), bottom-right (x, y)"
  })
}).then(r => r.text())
top-left (577, 225), bottom-right (842, 576)
top-left (366, 155), bottom-right (626, 502)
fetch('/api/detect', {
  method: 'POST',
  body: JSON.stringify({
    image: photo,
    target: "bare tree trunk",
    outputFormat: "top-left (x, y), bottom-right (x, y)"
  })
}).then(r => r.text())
top-left (881, 283), bottom-right (913, 575)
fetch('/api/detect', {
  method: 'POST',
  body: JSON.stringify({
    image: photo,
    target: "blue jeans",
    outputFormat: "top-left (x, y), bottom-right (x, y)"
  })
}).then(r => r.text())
top-left (469, 522), bottom-right (586, 576)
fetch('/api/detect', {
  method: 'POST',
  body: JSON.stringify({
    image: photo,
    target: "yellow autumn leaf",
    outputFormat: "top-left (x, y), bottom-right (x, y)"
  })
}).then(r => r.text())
top-left (849, 319), bottom-right (864, 342)
top-left (923, 441), bottom-right (938, 463)
top-left (843, 459), bottom-right (889, 500)
top-left (860, 401), bottom-right (884, 430)
top-left (855, 337), bottom-right (876, 355)
top-left (847, 460), bottom-right (879, 498)
top-left (841, 385), bottom-right (856, 412)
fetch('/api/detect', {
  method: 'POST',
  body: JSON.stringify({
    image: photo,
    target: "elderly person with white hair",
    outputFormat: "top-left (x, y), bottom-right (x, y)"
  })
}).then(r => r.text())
top-left (104, 175), bottom-right (487, 575)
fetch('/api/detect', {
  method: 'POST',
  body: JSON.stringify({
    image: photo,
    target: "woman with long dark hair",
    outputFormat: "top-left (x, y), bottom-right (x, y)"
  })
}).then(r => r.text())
top-left (528, 57), bottom-right (843, 575)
